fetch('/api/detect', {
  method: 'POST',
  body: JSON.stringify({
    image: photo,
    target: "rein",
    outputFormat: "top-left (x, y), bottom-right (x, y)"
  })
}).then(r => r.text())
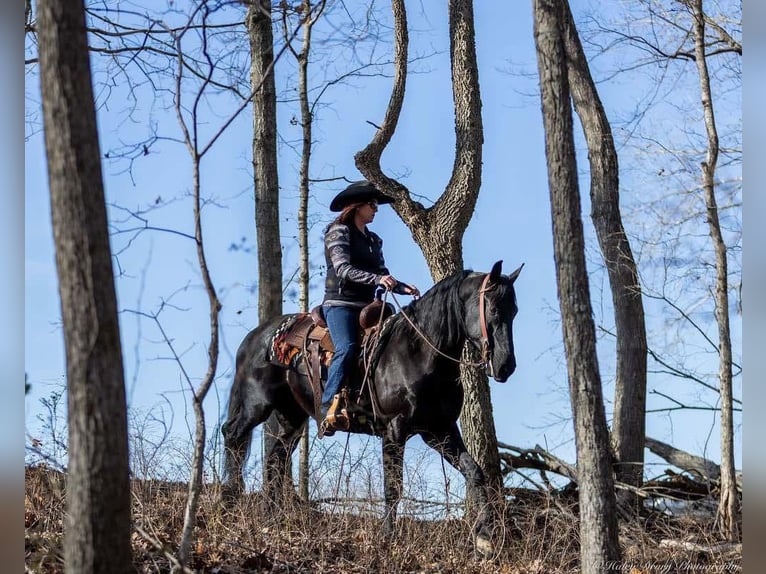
top-left (388, 274), bottom-right (493, 370)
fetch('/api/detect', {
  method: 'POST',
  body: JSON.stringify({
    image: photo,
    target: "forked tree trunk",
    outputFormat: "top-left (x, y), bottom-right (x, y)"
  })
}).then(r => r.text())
top-left (533, 0), bottom-right (621, 570)
top-left (448, 0), bottom-right (503, 497)
top-left (355, 0), bottom-right (503, 494)
top-left (38, 1), bottom-right (134, 571)
top-left (248, 0), bottom-right (287, 486)
top-left (690, 0), bottom-right (739, 541)
top-left (560, 0), bottom-right (648, 496)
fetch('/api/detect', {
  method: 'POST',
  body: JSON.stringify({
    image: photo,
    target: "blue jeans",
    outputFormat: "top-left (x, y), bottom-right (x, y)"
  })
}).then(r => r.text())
top-left (321, 305), bottom-right (360, 410)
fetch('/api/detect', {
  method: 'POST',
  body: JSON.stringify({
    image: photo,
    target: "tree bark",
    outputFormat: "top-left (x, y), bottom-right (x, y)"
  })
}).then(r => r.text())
top-left (249, 1), bottom-right (282, 322)
top-left (459, 348), bottom-right (503, 498)
top-left (448, 0), bottom-right (503, 497)
top-left (355, 0), bottom-right (502, 493)
top-left (690, 0), bottom-right (739, 541)
top-left (560, 0), bottom-right (648, 495)
top-left (248, 0), bottom-right (287, 486)
top-left (296, 1), bottom-right (311, 499)
top-left (293, 0), bottom-right (326, 503)
top-left (533, 0), bottom-right (621, 570)
top-left (38, 1), bottom-right (134, 571)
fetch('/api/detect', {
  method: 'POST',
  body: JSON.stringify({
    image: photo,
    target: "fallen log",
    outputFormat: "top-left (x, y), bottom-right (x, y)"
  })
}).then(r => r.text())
top-left (645, 436), bottom-right (742, 490)
top-left (645, 436), bottom-right (720, 481)
top-left (498, 439), bottom-right (739, 504)
top-left (497, 442), bottom-right (577, 482)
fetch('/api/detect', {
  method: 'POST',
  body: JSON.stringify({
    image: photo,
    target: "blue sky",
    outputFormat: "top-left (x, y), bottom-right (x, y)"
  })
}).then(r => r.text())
top-left (24, 0), bottom-right (741, 486)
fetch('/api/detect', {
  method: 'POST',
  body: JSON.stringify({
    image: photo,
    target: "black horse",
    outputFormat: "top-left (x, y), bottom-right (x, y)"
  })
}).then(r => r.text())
top-left (221, 260), bottom-right (522, 553)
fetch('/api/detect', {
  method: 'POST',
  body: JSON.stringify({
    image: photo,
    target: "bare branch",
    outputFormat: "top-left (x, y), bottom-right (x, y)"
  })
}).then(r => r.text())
top-left (647, 389), bottom-right (741, 413)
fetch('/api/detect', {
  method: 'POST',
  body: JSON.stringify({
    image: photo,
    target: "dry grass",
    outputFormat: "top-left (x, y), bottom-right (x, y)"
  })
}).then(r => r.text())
top-left (25, 464), bottom-right (741, 573)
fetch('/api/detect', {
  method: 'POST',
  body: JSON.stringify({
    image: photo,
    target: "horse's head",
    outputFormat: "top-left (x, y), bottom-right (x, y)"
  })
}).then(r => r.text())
top-left (463, 260), bottom-right (523, 382)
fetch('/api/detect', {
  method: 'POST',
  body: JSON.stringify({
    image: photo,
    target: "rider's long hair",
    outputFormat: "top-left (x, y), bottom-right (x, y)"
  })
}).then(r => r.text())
top-left (335, 202), bottom-right (364, 226)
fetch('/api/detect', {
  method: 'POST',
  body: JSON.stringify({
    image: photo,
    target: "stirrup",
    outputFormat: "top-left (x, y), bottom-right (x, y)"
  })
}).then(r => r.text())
top-left (320, 392), bottom-right (350, 437)
top-left (319, 418), bottom-right (336, 437)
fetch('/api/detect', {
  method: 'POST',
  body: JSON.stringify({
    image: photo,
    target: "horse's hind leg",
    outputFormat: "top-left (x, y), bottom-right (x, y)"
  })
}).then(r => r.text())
top-left (221, 364), bottom-right (279, 500)
top-left (381, 420), bottom-right (407, 537)
top-left (262, 402), bottom-right (308, 503)
top-left (420, 424), bottom-right (494, 556)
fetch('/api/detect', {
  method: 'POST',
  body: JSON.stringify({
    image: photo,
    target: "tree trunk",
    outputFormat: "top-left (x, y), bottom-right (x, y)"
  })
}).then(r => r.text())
top-left (249, 0), bottom-right (282, 322)
top-left (447, 0), bottom-right (502, 496)
top-left (356, 0), bottom-right (502, 492)
top-left (459, 349), bottom-right (503, 498)
top-left (560, 0), bottom-right (648, 495)
top-left (295, 0), bottom-right (324, 502)
top-left (690, 0), bottom-right (739, 541)
top-left (38, 1), bottom-right (134, 571)
top-left (533, 0), bottom-right (621, 570)
top-left (248, 0), bottom-right (287, 486)
top-left (175, 156), bottom-right (222, 567)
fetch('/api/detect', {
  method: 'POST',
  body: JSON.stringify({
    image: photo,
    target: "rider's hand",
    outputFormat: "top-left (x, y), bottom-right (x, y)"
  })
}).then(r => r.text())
top-left (405, 284), bottom-right (420, 297)
top-left (379, 274), bottom-right (398, 291)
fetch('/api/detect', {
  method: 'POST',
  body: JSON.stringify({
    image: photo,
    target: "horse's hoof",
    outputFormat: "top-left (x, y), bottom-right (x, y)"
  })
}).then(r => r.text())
top-left (475, 533), bottom-right (493, 557)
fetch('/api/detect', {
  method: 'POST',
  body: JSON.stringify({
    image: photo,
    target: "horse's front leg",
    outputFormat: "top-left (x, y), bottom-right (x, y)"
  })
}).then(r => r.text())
top-left (421, 424), bottom-right (494, 556)
top-left (381, 426), bottom-right (406, 537)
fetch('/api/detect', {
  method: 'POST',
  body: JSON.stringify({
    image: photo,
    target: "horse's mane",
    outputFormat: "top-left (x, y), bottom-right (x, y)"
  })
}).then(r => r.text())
top-left (390, 269), bottom-right (473, 351)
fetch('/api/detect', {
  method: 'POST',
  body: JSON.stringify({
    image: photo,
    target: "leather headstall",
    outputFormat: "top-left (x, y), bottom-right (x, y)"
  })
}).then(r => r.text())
top-left (478, 272), bottom-right (495, 368)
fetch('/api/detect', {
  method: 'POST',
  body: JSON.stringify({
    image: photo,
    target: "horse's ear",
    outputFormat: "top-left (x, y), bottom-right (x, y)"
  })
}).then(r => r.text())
top-left (507, 263), bottom-right (524, 283)
top-left (489, 260), bottom-right (503, 281)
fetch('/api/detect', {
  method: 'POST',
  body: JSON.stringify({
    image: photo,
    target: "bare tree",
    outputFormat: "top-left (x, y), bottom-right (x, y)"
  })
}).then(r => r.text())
top-left (559, 1), bottom-right (648, 497)
top-left (295, 0), bottom-right (316, 505)
top-left (687, 0), bottom-right (739, 541)
top-left (533, 0), bottom-right (621, 570)
top-left (37, 0), bottom-right (134, 571)
top-left (585, 0), bottom-right (741, 526)
top-left (355, 0), bottom-right (504, 496)
top-left (161, 2), bottom-right (300, 564)
top-left (281, 0), bottom-right (328, 503)
top-left (165, 5), bottom-right (224, 567)
top-left (248, 0), bottom-right (291, 494)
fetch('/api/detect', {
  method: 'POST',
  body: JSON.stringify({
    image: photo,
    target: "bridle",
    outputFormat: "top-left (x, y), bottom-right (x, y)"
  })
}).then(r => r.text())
top-left (477, 272), bottom-right (494, 372)
top-left (388, 272), bottom-right (497, 370)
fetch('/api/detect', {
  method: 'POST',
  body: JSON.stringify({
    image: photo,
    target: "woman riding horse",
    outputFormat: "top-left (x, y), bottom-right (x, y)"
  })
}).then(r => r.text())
top-left (320, 180), bottom-right (419, 434)
top-left (221, 191), bottom-right (522, 554)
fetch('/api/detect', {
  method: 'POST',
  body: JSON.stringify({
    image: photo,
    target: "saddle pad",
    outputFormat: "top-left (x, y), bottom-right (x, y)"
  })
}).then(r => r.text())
top-left (271, 314), bottom-right (336, 368)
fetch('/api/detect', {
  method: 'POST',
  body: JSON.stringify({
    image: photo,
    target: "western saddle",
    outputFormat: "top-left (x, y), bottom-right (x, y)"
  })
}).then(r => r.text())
top-left (271, 299), bottom-right (395, 435)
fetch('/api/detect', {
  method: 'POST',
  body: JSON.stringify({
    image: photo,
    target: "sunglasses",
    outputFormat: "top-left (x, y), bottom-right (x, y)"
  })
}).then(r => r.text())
top-left (366, 201), bottom-right (379, 209)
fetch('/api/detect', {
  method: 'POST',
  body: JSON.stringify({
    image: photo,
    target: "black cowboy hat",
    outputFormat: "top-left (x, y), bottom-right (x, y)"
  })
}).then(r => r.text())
top-left (329, 180), bottom-right (394, 212)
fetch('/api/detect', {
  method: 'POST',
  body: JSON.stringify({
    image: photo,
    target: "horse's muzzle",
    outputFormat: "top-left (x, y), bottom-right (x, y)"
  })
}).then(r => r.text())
top-left (492, 361), bottom-right (515, 383)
